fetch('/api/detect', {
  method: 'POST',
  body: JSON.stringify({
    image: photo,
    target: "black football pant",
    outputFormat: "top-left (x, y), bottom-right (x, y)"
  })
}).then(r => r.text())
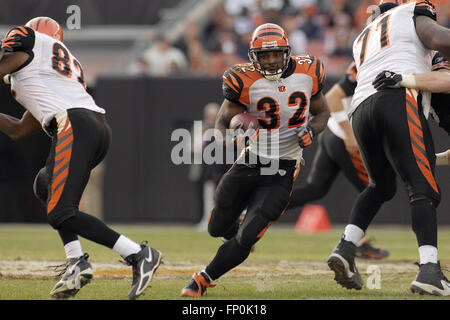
top-left (350, 88), bottom-right (440, 248)
top-left (288, 126), bottom-right (368, 209)
top-left (205, 157), bottom-right (297, 280)
top-left (34, 108), bottom-right (120, 248)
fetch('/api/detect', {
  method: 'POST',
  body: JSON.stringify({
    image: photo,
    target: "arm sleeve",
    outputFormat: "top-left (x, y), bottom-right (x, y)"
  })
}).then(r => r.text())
top-left (311, 56), bottom-right (325, 97)
top-left (338, 62), bottom-right (357, 96)
top-left (414, 1), bottom-right (437, 21)
top-left (222, 67), bottom-right (248, 109)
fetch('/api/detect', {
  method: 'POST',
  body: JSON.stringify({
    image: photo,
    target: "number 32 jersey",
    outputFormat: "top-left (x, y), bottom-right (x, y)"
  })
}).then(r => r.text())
top-left (350, 1), bottom-right (437, 116)
top-left (8, 26), bottom-right (105, 127)
top-left (222, 55), bottom-right (325, 160)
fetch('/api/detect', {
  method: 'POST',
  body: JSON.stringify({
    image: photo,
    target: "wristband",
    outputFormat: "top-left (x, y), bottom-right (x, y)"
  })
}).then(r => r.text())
top-left (3, 74), bottom-right (10, 84)
top-left (330, 110), bottom-right (348, 123)
top-left (399, 74), bottom-right (416, 88)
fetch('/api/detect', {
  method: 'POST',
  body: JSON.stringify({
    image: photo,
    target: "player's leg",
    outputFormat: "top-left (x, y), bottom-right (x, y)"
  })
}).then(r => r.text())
top-left (44, 109), bottom-right (161, 299)
top-left (381, 89), bottom-right (448, 295)
top-left (328, 92), bottom-right (397, 290)
top-left (207, 164), bottom-right (256, 240)
top-left (288, 128), bottom-right (340, 209)
top-left (205, 162), bottom-right (295, 283)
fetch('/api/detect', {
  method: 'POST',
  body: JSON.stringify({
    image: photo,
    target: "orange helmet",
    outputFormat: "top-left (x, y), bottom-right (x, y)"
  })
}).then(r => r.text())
top-left (25, 17), bottom-right (63, 42)
top-left (379, 0), bottom-right (413, 4)
top-left (248, 23), bottom-right (291, 81)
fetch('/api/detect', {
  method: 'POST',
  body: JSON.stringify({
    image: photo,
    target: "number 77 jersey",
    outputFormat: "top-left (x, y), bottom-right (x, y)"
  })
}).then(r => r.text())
top-left (222, 55), bottom-right (324, 160)
top-left (350, 1), bottom-right (437, 117)
top-left (6, 26), bottom-right (104, 128)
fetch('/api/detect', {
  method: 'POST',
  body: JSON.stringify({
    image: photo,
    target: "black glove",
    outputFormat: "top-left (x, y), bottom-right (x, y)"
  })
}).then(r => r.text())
top-left (372, 70), bottom-right (403, 91)
top-left (1, 34), bottom-right (22, 52)
top-left (297, 125), bottom-right (314, 148)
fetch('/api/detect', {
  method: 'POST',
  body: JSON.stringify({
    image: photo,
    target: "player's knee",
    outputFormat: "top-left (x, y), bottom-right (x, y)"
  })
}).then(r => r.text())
top-left (47, 207), bottom-right (77, 229)
top-left (410, 193), bottom-right (440, 208)
top-left (369, 180), bottom-right (396, 202)
top-left (207, 206), bottom-right (231, 238)
top-left (33, 168), bottom-right (49, 205)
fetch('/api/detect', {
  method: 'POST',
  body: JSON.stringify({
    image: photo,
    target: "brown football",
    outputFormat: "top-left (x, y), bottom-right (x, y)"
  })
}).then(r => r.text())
top-left (229, 113), bottom-right (259, 131)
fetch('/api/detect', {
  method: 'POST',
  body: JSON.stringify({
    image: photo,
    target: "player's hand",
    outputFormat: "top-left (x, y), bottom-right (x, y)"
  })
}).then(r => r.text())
top-left (343, 133), bottom-right (359, 154)
top-left (297, 125), bottom-right (314, 148)
top-left (372, 70), bottom-right (403, 90)
top-left (1, 35), bottom-right (22, 52)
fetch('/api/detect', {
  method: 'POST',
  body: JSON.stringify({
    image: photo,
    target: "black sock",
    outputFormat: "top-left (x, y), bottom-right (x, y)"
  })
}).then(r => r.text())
top-left (58, 229), bottom-right (78, 245)
top-left (205, 238), bottom-right (251, 280)
top-left (411, 199), bottom-right (437, 247)
top-left (59, 211), bottom-right (120, 249)
top-left (348, 186), bottom-right (385, 230)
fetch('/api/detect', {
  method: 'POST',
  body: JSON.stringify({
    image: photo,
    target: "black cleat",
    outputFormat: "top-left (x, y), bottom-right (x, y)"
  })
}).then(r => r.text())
top-left (327, 238), bottom-right (363, 290)
top-left (181, 272), bottom-right (216, 297)
top-left (356, 238), bottom-right (390, 260)
top-left (411, 261), bottom-right (450, 296)
top-left (125, 244), bottom-right (162, 300)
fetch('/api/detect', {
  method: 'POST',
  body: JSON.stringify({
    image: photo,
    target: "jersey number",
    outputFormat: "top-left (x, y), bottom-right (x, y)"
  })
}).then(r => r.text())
top-left (256, 91), bottom-right (308, 130)
top-left (357, 14), bottom-right (391, 65)
top-left (51, 43), bottom-right (86, 87)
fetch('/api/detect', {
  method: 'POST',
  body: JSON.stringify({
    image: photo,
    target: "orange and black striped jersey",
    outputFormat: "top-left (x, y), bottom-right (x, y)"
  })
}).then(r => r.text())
top-left (338, 61), bottom-right (358, 97)
top-left (432, 52), bottom-right (450, 71)
top-left (222, 55), bottom-right (325, 160)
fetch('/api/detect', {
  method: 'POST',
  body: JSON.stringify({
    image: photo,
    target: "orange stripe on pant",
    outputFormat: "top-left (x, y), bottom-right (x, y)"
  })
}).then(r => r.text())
top-left (405, 90), bottom-right (439, 194)
top-left (47, 118), bottom-right (73, 214)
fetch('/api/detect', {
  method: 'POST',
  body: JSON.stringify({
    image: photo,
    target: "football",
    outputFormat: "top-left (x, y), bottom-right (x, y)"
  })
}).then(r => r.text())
top-left (229, 113), bottom-right (259, 131)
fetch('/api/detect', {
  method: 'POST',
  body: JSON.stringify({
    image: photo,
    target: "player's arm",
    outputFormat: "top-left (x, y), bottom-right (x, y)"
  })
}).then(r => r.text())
top-left (215, 98), bottom-right (246, 146)
top-left (0, 51), bottom-right (29, 84)
top-left (326, 83), bottom-right (358, 153)
top-left (415, 14), bottom-right (450, 59)
top-left (0, 110), bottom-right (41, 140)
top-left (436, 150), bottom-right (450, 166)
top-left (308, 92), bottom-right (330, 137)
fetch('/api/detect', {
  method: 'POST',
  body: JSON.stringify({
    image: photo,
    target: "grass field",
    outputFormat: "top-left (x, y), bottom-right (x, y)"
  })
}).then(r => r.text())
top-left (2, 223), bottom-right (450, 301)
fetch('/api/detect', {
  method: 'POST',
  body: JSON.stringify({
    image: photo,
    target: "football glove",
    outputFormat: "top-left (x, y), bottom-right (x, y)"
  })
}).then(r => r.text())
top-left (1, 34), bottom-right (22, 52)
top-left (297, 125), bottom-right (314, 148)
top-left (372, 70), bottom-right (403, 90)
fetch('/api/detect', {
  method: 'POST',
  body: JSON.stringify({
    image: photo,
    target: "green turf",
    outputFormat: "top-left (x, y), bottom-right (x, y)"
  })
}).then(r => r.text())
top-left (1, 223), bottom-right (450, 300)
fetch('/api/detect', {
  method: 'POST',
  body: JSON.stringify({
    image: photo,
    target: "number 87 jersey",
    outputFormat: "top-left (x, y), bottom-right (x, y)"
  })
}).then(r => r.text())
top-left (5, 26), bottom-right (105, 128)
top-left (222, 55), bottom-right (325, 161)
top-left (350, 1), bottom-right (437, 117)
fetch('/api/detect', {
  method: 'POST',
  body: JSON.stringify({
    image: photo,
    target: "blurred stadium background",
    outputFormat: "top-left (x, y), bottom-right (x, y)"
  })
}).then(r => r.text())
top-left (0, 0), bottom-right (449, 228)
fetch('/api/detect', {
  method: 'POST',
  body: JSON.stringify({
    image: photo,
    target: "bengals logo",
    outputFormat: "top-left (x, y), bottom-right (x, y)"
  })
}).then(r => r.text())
top-left (278, 86), bottom-right (286, 92)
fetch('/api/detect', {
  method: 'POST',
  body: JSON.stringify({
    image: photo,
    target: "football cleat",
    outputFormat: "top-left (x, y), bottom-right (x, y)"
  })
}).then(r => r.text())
top-left (327, 237), bottom-right (363, 290)
top-left (355, 238), bottom-right (390, 260)
top-left (124, 243), bottom-right (162, 300)
top-left (50, 253), bottom-right (93, 299)
top-left (181, 272), bottom-right (216, 297)
top-left (411, 261), bottom-right (450, 296)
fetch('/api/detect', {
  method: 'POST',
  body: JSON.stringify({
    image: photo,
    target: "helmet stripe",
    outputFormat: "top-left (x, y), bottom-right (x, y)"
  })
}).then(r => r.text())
top-left (35, 17), bottom-right (43, 30)
top-left (254, 32), bottom-right (284, 38)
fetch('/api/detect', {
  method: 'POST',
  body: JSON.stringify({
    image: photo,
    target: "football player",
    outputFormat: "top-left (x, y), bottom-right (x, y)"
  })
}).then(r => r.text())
top-left (0, 17), bottom-right (162, 299)
top-left (327, 0), bottom-right (450, 296)
top-left (288, 62), bottom-right (391, 260)
top-left (181, 23), bottom-right (330, 297)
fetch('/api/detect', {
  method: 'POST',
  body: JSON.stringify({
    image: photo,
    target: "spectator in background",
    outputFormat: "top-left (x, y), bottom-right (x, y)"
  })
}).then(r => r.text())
top-left (324, 0), bottom-right (356, 57)
top-left (282, 14), bottom-right (308, 55)
top-left (140, 36), bottom-right (188, 76)
top-left (298, 4), bottom-right (324, 40)
top-left (353, 0), bottom-right (378, 31)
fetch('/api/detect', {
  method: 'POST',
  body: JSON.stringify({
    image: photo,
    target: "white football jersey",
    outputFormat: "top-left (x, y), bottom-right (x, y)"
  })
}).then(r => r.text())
top-left (350, 1), bottom-right (437, 117)
top-left (223, 55), bottom-right (325, 160)
top-left (8, 27), bottom-right (105, 128)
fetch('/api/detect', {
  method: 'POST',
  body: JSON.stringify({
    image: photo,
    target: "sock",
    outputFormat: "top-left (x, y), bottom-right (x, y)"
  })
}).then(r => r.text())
top-left (205, 238), bottom-right (251, 280)
top-left (344, 224), bottom-right (365, 245)
top-left (419, 245), bottom-right (438, 264)
top-left (112, 235), bottom-right (142, 258)
top-left (64, 240), bottom-right (83, 259)
top-left (201, 269), bottom-right (213, 283)
top-left (59, 211), bottom-right (121, 248)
